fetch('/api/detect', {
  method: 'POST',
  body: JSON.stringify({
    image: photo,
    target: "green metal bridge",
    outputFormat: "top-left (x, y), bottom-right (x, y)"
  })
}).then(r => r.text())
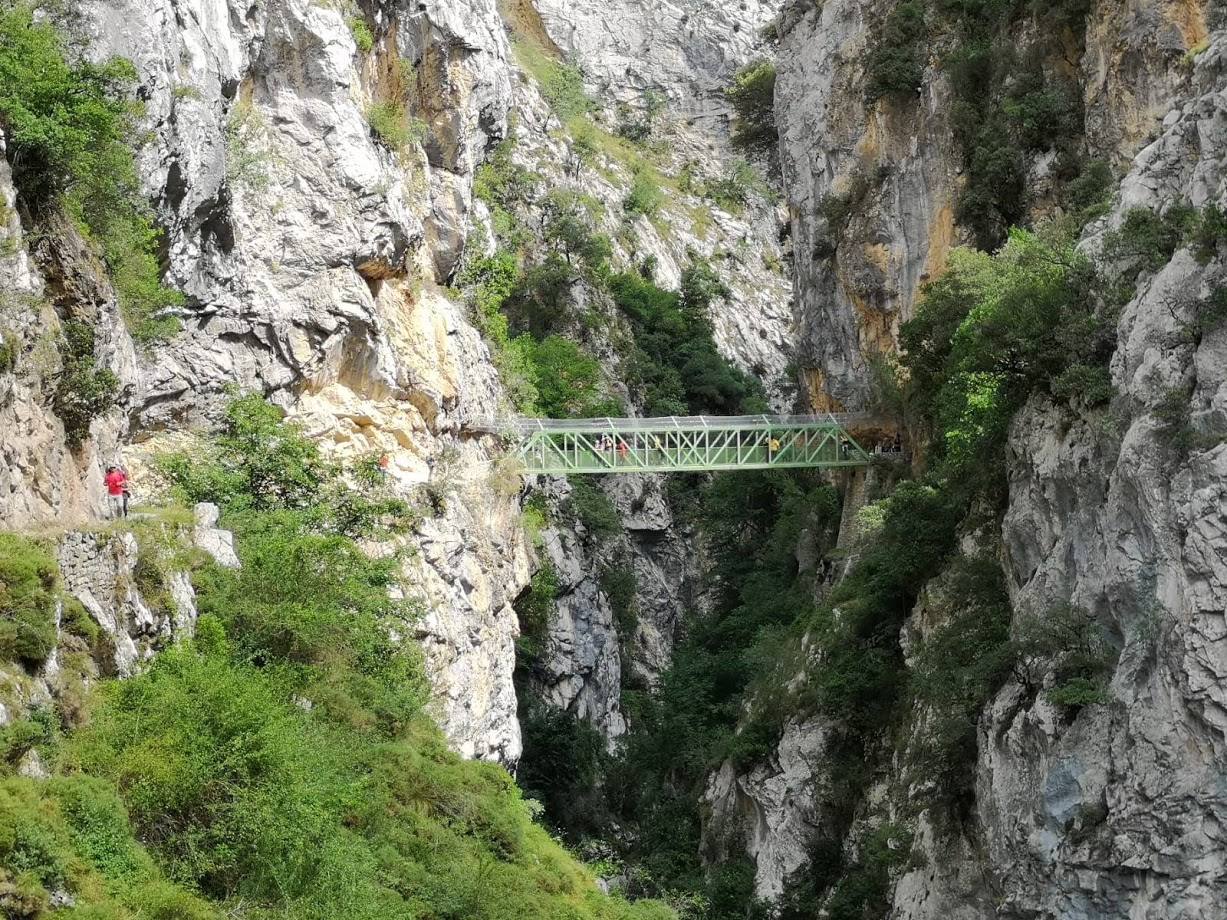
top-left (475, 414), bottom-right (885, 475)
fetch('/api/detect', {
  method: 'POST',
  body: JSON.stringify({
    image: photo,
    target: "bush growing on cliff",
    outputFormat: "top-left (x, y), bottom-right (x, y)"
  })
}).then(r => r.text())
top-left (366, 100), bottom-right (425, 151)
top-left (900, 225), bottom-right (1113, 491)
top-left (53, 319), bottom-right (119, 449)
top-left (0, 6), bottom-right (182, 343)
top-left (567, 478), bottom-right (621, 540)
top-left (540, 58), bottom-right (591, 131)
top-left (864, 0), bottom-right (927, 100)
top-left (623, 171), bottom-right (664, 218)
top-left (348, 15), bottom-right (374, 52)
top-left (726, 60), bottom-right (778, 154)
top-left (909, 556), bottom-right (1014, 809)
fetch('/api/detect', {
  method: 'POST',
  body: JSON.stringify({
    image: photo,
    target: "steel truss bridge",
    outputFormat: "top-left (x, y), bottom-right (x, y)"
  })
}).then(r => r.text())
top-left (474, 414), bottom-right (886, 475)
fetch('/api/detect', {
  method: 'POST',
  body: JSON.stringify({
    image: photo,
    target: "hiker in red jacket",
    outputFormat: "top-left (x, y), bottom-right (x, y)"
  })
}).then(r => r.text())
top-left (104, 466), bottom-right (128, 519)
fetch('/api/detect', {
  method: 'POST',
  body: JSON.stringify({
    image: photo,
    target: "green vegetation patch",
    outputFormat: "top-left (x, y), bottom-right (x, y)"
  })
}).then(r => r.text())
top-left (52, 319), bottom-right (119, 450)
top-left (0, 5), bottom-right (182, 344)
top-left (726, 60), bottom-right (778, 155)
top-left (1, 394), bottom-right (674, 919)
top-left (0, 535), bottom-right (61, 669)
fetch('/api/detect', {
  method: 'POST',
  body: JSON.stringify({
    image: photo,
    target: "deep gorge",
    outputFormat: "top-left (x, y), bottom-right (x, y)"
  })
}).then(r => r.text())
top-left (1, 0), bottom-right (1225, 917)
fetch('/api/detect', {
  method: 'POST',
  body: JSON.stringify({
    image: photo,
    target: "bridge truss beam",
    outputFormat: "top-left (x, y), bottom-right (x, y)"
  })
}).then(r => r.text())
top-left (487, 414), bottom-right (877, 475)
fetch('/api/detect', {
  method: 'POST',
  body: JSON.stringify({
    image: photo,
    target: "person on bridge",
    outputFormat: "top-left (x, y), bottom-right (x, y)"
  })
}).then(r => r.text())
top-left (104, 465), bottom-right (129, 519)
top-left (617, 439), bottom-right (629, 462)
top-left (768, 436), bottom-right (781, 459)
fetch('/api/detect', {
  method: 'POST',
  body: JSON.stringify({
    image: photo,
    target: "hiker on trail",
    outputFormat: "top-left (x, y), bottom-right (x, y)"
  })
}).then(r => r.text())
top-left (378, 453), bottom-right (391, 476)
top-left (893, 432), bottom-right (902, 453)
top-left (104, 466), bottom-right (128, 519)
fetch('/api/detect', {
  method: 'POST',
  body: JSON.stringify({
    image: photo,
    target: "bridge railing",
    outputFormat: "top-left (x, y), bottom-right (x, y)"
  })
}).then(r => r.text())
top-left (469, 412), bottom-right (885, 435)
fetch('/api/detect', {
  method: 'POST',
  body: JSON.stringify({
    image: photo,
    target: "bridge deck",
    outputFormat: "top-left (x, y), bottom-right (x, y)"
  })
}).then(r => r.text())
top-left (477, 414), bottom-right (882, 475)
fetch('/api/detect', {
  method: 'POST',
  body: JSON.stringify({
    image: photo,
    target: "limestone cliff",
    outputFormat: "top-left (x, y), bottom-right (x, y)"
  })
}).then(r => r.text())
top-left (705, 2), bottom-right (1227, 917)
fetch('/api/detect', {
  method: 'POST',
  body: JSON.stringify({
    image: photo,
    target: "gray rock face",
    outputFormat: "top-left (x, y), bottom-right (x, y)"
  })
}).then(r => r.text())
top-left (1083, 0), bottom-right (1211, 166)
top-left (536, 520), bottom-right (628, 740)
top-left (57, 530), bottom-right (200, 677)
top-left (962, 39), bottom-right (1227, 914)
top-left (0, 138), bottom-right (131, 527)
top-left (709, 5), bottom-right (1227, 914)
top-left (535, 0), bottom-right (782, 127)
top-left (80, 0), bottom-right (512, 427)
top-left (776, 0), bottom-right (960, 411)
top-left (524, 474), bottom-right (697, 743)
top-left (194, 502), bottom-right (241, 568)
top-left (703, 715), bottom-right (837, 901)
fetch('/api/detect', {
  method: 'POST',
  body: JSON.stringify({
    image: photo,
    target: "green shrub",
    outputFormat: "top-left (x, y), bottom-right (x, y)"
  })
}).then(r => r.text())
top-left (726, 60), bottom-right (778, 153)
top-left (1015, 603), bottom-right (1116, 711)
top-left (704, 158), bottom-right (768, 212)
top-left (52, 320), bottom-right (119, 449)
top-left (224, 99), bottom-right (271, 191)
top-left (623, 171), bottom-right (663, 218)
top-left (366, 100), bottom-right (424, 151)
top-left (1102, 205), bottom-right (1197, 279)
top-left (0, 535), bottom-right (60, 668)
top-left (515, 698), bottom-right (612, 839)
top-left (1152, 385), bottom-right (1200, 457)
top-left (600, 560), bottom-right (638, 635)
top-left (864, 0), bottom-right (927, 100)
top-left (348, 16), bottom-right (374, 52)
top-left (1191, 202), bottom-right (1227, 263)
top-left (505, 255), bottom-right (575, 337)
top-left (1188, 287), bottom-right (1227, 342)
top-left (1062, 159), bottom-right (1114, 221)
top-left (908, 556), bottom-right (1014, 808)
top-left (567, 478), bottom-right (621, 539)
top-left (616, 89), bottom-right (666, 144)
top-left (473, 134), bottom-right (537, 243)
top-left (0, 331), bottom-right (16, 374)
top-left (540, 188), bottom-right (612, 276)
top-left (0, 775), bottom-right (222, 918)
top-left (825, 825), bottom-right (910, 920)
top-left (515, 563), bottom-right (559, 657)
top-left (526, 335), bottom-right (617, 418)
top-left (0, 6), bottom-right (182, 344)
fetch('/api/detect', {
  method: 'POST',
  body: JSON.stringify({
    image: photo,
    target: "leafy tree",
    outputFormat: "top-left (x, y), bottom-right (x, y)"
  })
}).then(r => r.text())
top-left (900, 225), bottom-right (1112, 491)
top-left (0, 6), bottom-right (182, 342)
top-left (864, 1), bottom-right (927, 100)
top-left (526, 335), bottom-right (617, 418)
top-left (726, 60), bottom-right (778, 153)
